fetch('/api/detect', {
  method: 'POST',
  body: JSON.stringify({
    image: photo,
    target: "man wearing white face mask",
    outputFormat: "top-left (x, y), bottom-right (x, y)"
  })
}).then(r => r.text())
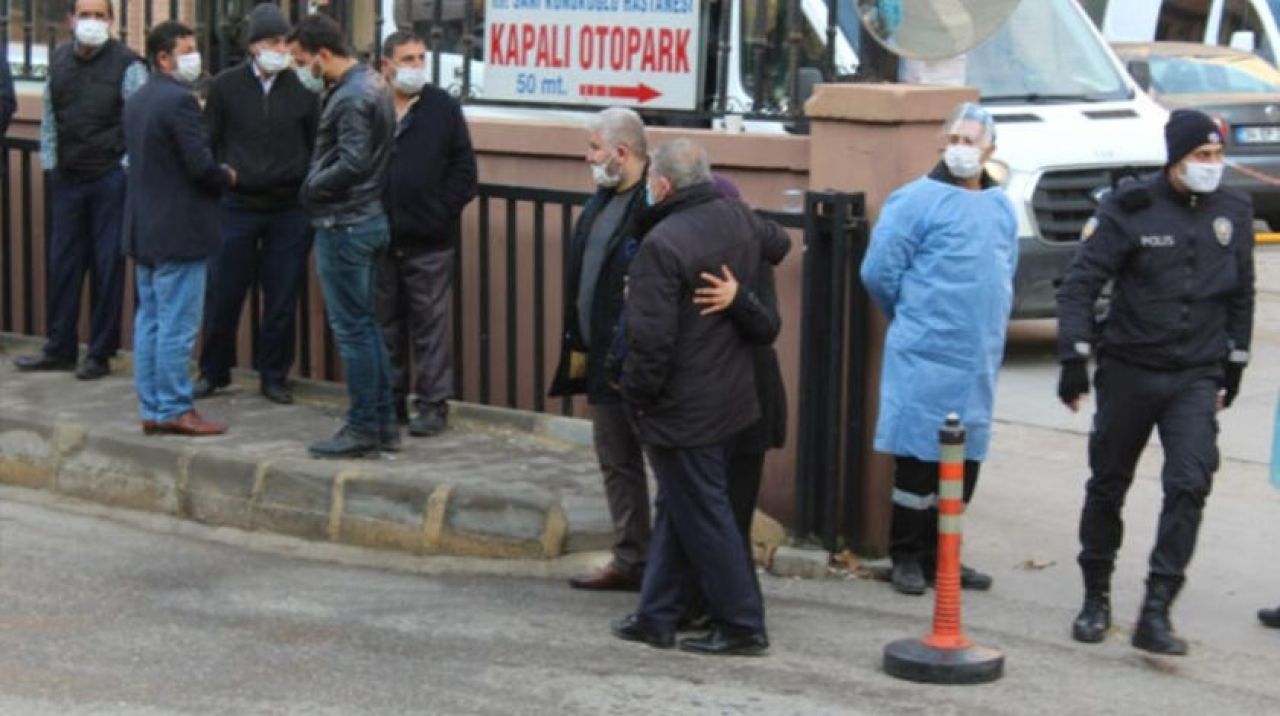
top-left (376, 31), bottom-right (477, 438)
top-left (195, 3), bottom-right (320, 406)
top-left (1058, 108), bottom-right (1256, 655)
top-left (18, 0), bottom-right (145, 380)
top-left (122, 21), bottom-right (237, 437)
top-left (551, 107), bottom-right (652, 592)
top-left (861, 101), bottom-right (1017, 599)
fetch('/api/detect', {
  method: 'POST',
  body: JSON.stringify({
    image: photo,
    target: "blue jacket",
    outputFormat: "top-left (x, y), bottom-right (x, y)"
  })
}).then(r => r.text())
top-left (122, 73), bottom-right (230, 265)
top-left (861, 164), bottom-right (1018, 461)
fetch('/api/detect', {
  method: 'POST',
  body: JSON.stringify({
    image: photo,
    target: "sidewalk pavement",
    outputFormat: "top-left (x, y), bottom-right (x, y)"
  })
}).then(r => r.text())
top-left (0, 334), bottom-right (617, 561)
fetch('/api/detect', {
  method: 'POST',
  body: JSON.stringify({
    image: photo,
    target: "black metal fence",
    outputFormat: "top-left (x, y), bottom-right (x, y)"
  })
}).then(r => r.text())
top-left (793, 190), bottom-right (871, 552)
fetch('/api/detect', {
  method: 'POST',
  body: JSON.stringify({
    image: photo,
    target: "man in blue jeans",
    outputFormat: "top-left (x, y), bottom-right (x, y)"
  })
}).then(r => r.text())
top-left (289, 13), bottom-right (397, 458)
top-left (123, 21), bottom-right (235, 436)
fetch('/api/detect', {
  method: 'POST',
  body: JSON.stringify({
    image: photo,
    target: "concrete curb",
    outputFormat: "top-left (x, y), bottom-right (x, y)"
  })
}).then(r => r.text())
top-left (0, 331), bottom-right (604, 561)
top-left (0, 403), bottom-right (579, 562)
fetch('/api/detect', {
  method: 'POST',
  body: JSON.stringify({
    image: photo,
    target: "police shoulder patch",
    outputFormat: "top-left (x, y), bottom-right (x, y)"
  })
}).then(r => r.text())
top-left (1081, 216), bottom-right (1099, 242)
top-left (1213, 216), bottom-right (1233, 246)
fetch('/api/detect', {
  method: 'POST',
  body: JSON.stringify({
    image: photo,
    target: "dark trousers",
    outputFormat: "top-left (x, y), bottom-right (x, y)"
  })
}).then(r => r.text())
top-left (1079, 358), bottom-right (1220, 579)
top-left (199, 204), bottom-right (313, 386)
top-left (890, 456), bottom-right (980, 566)
top-left (375, 247), bottom-right (455, 408)
top-left (637, 443), bottom-right (765, 635)
top-left (43, 168), bottom-right (126, 362)
top-left (590, 401), bottom-right (650, 577)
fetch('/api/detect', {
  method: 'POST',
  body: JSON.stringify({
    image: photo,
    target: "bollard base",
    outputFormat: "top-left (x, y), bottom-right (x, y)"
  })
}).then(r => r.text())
top-left (882, 638), bottom-right (1004, 685)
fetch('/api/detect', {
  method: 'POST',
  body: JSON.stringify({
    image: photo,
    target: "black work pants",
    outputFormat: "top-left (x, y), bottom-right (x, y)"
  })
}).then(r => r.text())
top-left (1078, 358), bottom-right (1220, 579)
top-left (890, 456), bottom-right (980, 567)
top-left (199, 204), bottom-right (313, 386)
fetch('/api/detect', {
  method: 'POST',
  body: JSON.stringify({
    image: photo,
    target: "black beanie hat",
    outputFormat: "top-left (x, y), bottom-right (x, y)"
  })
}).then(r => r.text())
top-left (1165, 109), bottom-right (1223, 167)
top-left (247, 3), bottom-right (291, 44)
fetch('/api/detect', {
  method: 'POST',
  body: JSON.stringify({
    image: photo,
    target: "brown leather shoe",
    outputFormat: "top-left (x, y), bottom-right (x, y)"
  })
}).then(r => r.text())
top-left (141, 420), bottom-right (158, 435)
top-left (569, 564), bottom-right (642, 592)
top-left (151, 410), bottom-right (227, 436)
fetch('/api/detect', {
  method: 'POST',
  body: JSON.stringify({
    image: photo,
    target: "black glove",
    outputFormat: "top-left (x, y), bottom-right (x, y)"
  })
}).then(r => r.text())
top-left (1222, 360), bottom-right (1245, 408)
top-left (1058, 359), bottom-right (1090, 406)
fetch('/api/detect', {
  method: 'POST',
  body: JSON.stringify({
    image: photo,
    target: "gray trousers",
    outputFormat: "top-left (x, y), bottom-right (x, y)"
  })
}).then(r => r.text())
top-left (375, 247), bottom-right (455, 409)
top-left (592, 401), bottom-right (650, 577)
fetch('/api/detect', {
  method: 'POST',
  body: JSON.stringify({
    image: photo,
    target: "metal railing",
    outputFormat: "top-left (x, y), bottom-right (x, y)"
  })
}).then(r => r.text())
top-left (793, 190), bottom-right (871, 553)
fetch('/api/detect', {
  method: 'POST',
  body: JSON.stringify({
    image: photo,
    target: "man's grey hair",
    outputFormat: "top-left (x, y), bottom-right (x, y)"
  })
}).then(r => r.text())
top-left (649, 138), bottom-right (711, 190)
top-left (586, 107), bottom-right (647, 155)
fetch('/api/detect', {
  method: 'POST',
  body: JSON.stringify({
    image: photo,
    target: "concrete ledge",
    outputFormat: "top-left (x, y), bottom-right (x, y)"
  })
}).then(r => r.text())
top-left (0, 414), bottom-right (57, 489)
top-left (437, 483), bottom-right (563, 559)
top-left (184, 447), bottom-right (267, 530)
top-left (252, 460), bottom-right (343, 541)
top-left (56, 430), bottom-right (183, 514)
top-left (338, 472), bottom-right (436, 554)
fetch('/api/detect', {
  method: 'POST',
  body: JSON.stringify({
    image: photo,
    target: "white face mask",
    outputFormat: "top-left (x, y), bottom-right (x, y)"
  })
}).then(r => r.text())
top-left (174, 51), bottom-right (202, 83)
top-left (943, 143), bottom-right (984, 179)
top-left (1179, 160), bottom-right (1225, 193)
top-left (294, 63), bottom-right (325, 94)
top-left (590, 157), bottom-right (621, 188)
top-left (74, 18), bottom-right (110, 47)
top-left (392, 65), bottom-right (430, 95)
top-left (255, 48), bottom-right (291, 75)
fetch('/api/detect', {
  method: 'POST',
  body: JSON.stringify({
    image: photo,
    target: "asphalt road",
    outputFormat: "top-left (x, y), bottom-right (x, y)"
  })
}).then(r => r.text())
top-left (0, 250), bottom-right (1276, 715)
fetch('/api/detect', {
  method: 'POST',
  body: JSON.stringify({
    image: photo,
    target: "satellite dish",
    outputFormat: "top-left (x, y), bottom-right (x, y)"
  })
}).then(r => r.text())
top-left (858, 0), bottom-right (1024, 61)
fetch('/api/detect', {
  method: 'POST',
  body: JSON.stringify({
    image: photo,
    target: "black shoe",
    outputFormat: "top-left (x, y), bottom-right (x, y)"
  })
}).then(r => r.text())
top-left (14, 353), bottom-right (76, 372)
top-left (1258, 606), bottom-right (1280, 628)
top-left (1132, 576), bottom-right (1188, 656)
top-left (409, 403), bottom-right (448, 437)
top-left (193, 376), bottom-right (227, 400)
top-left (611, 614), bottom-right (674, 649)
top-left (1072, 596), bottom-right (1112, 644)
top-left (380, 423), bottom-right (402, 452)
top-left (960, 565), bottom-right (993, 591)
top-left (308, 426), bottom-right (380, 459)
top-left (678, 625), bottom-right (769, 656)
top-left (75, 355), bottom-right (110, 380)
top-left (260, 381), bottom-right (294, 405)
top-left (891, 559), bottom-right (927, 596)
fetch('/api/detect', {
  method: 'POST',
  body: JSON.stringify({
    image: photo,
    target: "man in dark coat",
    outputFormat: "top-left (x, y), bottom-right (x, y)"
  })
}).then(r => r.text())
top-left (550, 107), bottom-right (652, 592)
top-left (0, 58), bottom-right (15, 138)
top-left (194, 2), bottom-right (320, 405)
top-left (123, 21), bottom-right (235, 436)
top-left (610, 139), bottom-right (788, 657)
top-left (377, 30), bottom-right (478, 437)
top-left (16, 0), bottom-right (145, 379)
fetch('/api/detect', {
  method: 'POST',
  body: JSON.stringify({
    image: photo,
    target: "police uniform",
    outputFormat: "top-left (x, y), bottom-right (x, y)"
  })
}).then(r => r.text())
top-left (1057, 110), bottom-right (1256, 655)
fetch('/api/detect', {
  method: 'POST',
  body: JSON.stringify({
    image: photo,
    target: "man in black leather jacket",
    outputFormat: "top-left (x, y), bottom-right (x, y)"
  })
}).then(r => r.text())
top-left (289, 14), bottom-right (398, 458)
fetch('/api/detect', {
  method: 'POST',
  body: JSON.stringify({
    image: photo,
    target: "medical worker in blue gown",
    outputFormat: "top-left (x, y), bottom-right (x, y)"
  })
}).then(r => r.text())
top-left (860, 102), bottom-right (1018, 597)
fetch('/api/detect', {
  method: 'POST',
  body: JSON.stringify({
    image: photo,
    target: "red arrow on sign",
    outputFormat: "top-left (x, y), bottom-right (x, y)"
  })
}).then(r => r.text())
top-left (579, 83), bottom-right (662, 104)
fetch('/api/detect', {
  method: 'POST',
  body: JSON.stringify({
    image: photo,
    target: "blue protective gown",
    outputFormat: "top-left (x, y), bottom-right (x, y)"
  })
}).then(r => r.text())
top-left (860, 172), bottom-right (1018, 461)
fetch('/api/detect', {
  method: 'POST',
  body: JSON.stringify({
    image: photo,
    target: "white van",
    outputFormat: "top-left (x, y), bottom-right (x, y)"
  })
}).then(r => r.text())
top-left (1092, 0), bottom-right (1280, 63)
top-left (385, 0), bottom-right (1168, 318)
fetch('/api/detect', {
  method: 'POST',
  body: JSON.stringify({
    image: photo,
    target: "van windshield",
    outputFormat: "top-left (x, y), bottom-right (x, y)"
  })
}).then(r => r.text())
top-left (968, 0), bottom-right (1131, 102)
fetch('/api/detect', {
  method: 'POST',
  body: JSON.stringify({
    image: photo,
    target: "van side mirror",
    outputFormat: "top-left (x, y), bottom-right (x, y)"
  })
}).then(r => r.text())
top-left (1230, 30), bottom-right (1257, 53)
top-left (1126, 59), bottom-right (1153, 92)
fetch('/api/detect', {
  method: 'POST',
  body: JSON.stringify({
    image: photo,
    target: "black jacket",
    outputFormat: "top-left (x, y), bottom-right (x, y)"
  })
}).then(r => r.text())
top-left (622, 183), bottom-right (791, 448)
top-left (122, 74), bottom-right (230, 265)
top-left (729, 261), bottom-right (789, 451)
top-left (384, 86), bottom-right (478, 251)
top-left (301, 64), bottom-right (395, 227)
top-left (205, 62), bottom-right (319, 211)
top-left (48, 39), bottom-right (140, 181)
top-left (548, 176), bottom-right (648, 404)
top-left (1058, 172), bottom-right (1255, 370)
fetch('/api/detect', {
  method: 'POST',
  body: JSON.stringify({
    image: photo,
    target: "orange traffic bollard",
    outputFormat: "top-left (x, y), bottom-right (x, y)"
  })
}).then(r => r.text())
top-left (883, 414), bottom-right (1004, 684)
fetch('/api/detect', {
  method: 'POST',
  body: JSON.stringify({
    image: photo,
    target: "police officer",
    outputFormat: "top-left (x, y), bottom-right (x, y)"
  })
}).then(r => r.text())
top-left (1057, 109), bottom-right (1256, 656)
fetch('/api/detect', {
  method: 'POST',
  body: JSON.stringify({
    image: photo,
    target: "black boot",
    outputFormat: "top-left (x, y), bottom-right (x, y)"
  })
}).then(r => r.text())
top-left (1070, 566), bottom-right (1111, 645)
top-left (1132, 575), bottom-right (1188, 656)
top-left (1072, 564), bottom-right (1112, 644)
